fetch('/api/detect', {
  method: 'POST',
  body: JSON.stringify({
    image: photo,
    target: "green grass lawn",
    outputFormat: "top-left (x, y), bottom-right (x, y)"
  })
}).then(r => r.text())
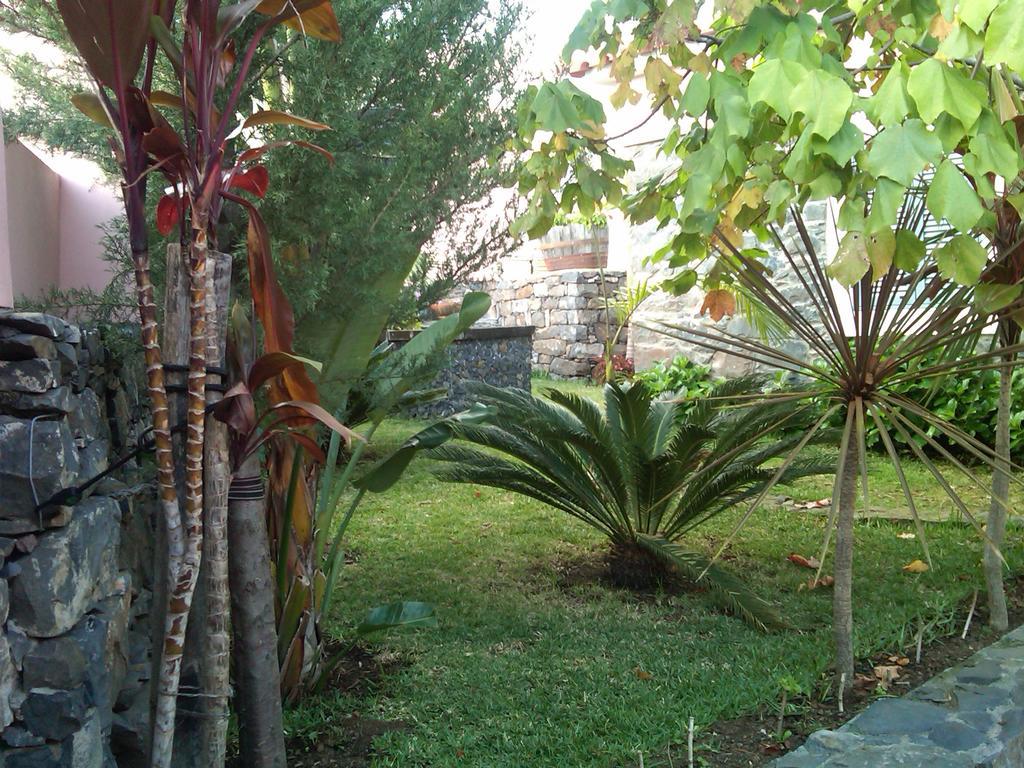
top-left (286, 380), bottom-right (1024, 767)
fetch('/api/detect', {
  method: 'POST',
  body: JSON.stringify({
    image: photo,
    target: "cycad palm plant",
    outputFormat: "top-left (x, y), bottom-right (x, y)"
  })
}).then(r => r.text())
top-left (427, 379), bottom-right (830, 630)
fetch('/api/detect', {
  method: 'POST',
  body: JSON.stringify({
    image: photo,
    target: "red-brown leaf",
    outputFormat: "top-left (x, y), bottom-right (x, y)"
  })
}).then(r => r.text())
top-left (156, 194), bottom-right (180, 236)
top-left (56, 0), bottom-right (151, 91)
top-left (229, 166), bottom-right (270, 198)
top-left (786, 553), bottom-right (821, 570)
top-left (255, 0), bottom-right (342, 41)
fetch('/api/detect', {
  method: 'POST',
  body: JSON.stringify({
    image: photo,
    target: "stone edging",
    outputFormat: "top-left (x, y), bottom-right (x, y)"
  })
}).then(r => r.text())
top-left (771, 624), bottom-right (1024, 767)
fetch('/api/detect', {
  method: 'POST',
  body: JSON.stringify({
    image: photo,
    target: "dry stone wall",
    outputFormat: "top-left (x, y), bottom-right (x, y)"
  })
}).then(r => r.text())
top-left (471, 270), bottom-right (627, 379)
top-left (0, 311), bottom-right (153, 768)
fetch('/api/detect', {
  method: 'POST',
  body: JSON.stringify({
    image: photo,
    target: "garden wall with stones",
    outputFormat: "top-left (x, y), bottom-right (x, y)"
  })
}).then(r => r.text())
top-left (469, 270), bottom-right (627, 380)
top-left (628, 202), bottom-right (830, 376)
top-left (0, 310), bottom-right (154, 767)
top-left (387, 325), bottom-right (534, 417)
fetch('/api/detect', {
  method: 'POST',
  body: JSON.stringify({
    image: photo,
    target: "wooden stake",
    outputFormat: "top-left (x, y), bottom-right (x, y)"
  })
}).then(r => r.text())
top-left (962, 589), bottom-right (978, 639)
top-left (916, 623), bottom-right (924, 664)
top-left (688, 716), bottom-right (694, 768)
top-left (838, 674), bottom-right (845, 714)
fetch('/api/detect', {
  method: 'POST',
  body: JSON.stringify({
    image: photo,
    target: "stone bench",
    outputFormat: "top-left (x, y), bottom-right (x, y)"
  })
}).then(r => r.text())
top-left (772, 625), bottom-right (1024, 767)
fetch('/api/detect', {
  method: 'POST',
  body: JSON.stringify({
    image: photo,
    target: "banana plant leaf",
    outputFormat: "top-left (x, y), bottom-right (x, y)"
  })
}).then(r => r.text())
top-left (356, 601), bottom-right (438, 636)
top-left (355, 403), bottom-right (498, 492)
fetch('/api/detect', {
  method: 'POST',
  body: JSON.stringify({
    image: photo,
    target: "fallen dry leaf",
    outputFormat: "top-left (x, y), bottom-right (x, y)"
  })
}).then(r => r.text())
top-left (787, 552), bottom-right (821, 569)
top-left (873, 665), bottom-right (901, 688)
top-left (792, 498), bottom-right (831, 509)
top-left (797, 574), bottom-right (834, 591)
top-left (852, 673), bottom-right (879, 692)
top-left (633, 667), bottom-right (653, 681)
top-left (887, 655), bottom-right (910, 666)
top-left (902, 559), bottom-right (929, 573)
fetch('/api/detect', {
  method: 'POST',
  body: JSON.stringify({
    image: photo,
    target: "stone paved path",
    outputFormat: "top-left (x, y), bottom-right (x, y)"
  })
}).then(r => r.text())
top-left (771, 625), bottom-right (1024, 767)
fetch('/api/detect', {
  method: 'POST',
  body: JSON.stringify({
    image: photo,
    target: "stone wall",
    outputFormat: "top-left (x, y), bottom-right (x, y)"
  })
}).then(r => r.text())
top-left (470, 270), bottom-right (627, 379)
top-left (629, 202), bottom-right (831, 376)
top-left (0, 311), bottom-right (153, 767)
top-left (388, 325), bottom-right (534, 418)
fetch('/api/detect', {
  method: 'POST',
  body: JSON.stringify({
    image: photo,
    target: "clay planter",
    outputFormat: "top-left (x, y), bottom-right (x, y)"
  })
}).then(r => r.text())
top-left (536, 224), bottom-right (609, 272)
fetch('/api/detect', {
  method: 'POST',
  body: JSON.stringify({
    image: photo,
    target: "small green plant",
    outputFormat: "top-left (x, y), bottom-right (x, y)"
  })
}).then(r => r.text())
top-left (597, 274), bottom-right (653, 383)
top-left (776, 675), bottom-right (805, 742)
top-left (552, 210), bottom-right (608, 228)
top-left (634, 356), bottom-right (720, 405)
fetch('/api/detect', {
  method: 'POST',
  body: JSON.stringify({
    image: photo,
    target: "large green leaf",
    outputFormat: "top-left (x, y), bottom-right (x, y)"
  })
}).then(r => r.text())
top-left (935, 234), bottom-right (988, 285)
top-left (355, 403), bottom-right (497, 492)
top-left (789, 69), bottom-right (852, 140)
top-left (826, 232), bottom-right (870, 286)
top-left (926, 160), bottom-right (985, 232)
top-left (356, 601), bottom-right (437, 637)
top-left (960, 0), bottom-right (999, 31)
top-left (894, 229), bottom-right (926, 272)
top-left (975, 283), bottom-right (1023, 313)
top-left (865, 61), bottom-right (913, 125)
top-left (863, 119), bottom-right (942, 187)
top-left (985, 0), bottom-right (1024, 73)
top-left (748, 58), bottom-right (807, 120)
top-left (906, 58), bottom-right (986, 128)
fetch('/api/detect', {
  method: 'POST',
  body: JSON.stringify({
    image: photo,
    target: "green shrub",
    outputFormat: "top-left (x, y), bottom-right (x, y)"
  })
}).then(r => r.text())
top-left (633, 356), bottom-right (720, 405)
top-left (859, 353), bottom-right (1024, 460)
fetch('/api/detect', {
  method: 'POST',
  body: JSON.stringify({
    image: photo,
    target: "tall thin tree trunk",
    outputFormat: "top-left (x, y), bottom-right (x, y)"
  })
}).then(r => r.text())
top-left (135, 233), bottom-right (184, 766)
top-left (200, 253), bottom-right (233, 766)
top-left (229, 452), bottom-right (288, 768)
top-left (153, 228), bottom-right (209, 768)
top-left (834, 424), bottom-right (860, 696)
top-left (164, 245), bottom-right (200, 768)
top-left (985, 333), bottom-right (1013, 633)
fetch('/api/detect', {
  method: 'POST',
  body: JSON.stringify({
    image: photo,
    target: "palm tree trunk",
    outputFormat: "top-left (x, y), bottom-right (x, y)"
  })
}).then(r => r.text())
top-left (229, 453), bottom-right (288, 768)
top-left (834, 428), bottom-right (860, 695)
top-left (984, 337), bottom-right (1013, 633)
top-left (200, 252), bottom-right (233, 766)
top-left (153, 228), bottom-right (209, 768)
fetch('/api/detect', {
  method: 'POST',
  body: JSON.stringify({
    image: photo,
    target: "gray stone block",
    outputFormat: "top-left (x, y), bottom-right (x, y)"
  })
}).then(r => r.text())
top-left (8, 498), bottom-right (121, 637)
top-left (21, 686), bottom-right (90, 740)
top-left (0, 312), bottom-right (64, 340)
top-left (0, 417), bottom-right (80, 534)
top-left (4, 743), bottom-right (71, 767)
top-left (0, 360), bottom-right (59, 395)
top-left (0, 335), bottom-right (57, 361)
top-left (22, 635), bottom-right (88, 690)
top-left (0, 386), bottom-right (74, 417)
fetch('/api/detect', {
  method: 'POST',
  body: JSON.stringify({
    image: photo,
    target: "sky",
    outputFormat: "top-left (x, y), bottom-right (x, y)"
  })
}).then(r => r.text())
top-left (520, 0), bottom-right (592, 76)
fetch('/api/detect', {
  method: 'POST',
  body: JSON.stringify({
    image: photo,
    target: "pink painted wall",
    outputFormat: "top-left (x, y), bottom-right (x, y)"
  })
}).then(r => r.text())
top-left (0, 124), bottom-right (123, 308)
top-left (0, 115), bottom-right (11, 308)
top-left (58, 162), bottom-right (125, 293)
top-left (5, 142), bottom-right (61, 301)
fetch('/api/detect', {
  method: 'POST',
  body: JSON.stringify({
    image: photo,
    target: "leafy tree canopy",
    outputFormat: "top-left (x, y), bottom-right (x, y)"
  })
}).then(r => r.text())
top-left (514, 0), bottom-right (1024, 299)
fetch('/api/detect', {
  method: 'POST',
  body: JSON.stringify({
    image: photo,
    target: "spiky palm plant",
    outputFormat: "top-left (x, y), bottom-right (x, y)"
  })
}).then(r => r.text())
top-left (650, 207), bottom-right (1024, 693)
top-left (427, 379), bottom-right (830, 630)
